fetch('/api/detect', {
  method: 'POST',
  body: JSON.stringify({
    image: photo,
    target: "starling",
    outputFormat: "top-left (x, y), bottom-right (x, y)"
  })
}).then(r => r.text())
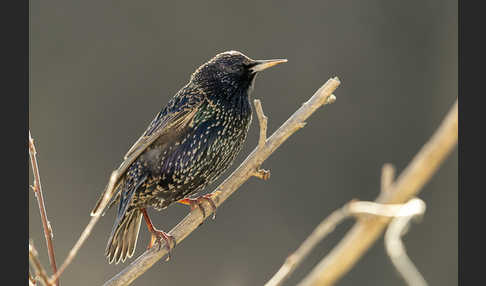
top-left (91, 51), bottom-right (287, 264)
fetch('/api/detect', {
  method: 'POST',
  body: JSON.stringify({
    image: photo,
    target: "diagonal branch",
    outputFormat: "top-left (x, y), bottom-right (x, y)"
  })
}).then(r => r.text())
top-left (297, 98), bottom-right (458, 286)
top-left (102, 77), bottom-right (341, 286)
top-left (48, 208), bottom-right (103, 284)
top-left (264, 199), bottom-right (426, 286)
top-left (29, 131), bottom-right (58, 286)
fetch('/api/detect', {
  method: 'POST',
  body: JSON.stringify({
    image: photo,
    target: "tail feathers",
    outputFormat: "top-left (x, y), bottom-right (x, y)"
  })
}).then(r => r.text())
top-left (105, 209), bottom-right (143, 264)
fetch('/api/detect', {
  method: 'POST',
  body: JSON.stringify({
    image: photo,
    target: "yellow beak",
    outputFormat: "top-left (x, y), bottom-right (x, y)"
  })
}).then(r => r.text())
top-left (250, 59), bottom-right (288, 72)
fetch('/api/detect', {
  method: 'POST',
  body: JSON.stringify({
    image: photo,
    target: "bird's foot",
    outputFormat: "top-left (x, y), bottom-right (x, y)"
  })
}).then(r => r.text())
top-left (147, 228), bottom-right (175, 261)
top-left (178, 193), bottom-right (218, 219)
top-left (142, 208), bottom-right (175, 261)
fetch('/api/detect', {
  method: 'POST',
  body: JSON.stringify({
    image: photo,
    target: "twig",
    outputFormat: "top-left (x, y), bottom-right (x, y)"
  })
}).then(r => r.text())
top-left (29, 131), bottom-right (58, 286)
top-left (385, 199), bottom-right (428, 286)
top-left (297, 98), bottom-right (458, 286)
top-left (29, 242), bottom-right (51, 286)
top-left (252, 99), bottom-right (271, 180)
top-left (264, 205), bottom-right (349, 286)
top-left (264, 199), bottom-right (426, 286)
top-left (103, 77), bottom-right (341, 286)
top-left (29, 130), bottom-right (103, 285)
top-left (254, 99), bottom-right (268, 150)
top-left (48, 213), bottom-right (103, 284)
top-left (381, 163), bottom-right (395, 193)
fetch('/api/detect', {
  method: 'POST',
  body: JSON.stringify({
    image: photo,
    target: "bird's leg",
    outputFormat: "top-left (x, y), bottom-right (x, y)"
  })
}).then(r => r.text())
top-left (177, 193), bottom-right (218, 219)
top-left (141, 208), bottom-right (175, 261)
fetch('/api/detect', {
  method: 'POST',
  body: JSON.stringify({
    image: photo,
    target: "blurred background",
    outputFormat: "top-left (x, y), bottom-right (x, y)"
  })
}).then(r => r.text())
top-left (29, 1), bottom-right (457, 285)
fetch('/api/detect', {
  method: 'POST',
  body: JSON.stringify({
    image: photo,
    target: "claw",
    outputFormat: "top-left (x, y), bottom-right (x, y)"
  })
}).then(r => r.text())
top-left (141, 208), bottom-right (175, 261)
top-left (178, 193), bottom-right (218, 219)
top-left (148, 230), bottom-right (175, 261)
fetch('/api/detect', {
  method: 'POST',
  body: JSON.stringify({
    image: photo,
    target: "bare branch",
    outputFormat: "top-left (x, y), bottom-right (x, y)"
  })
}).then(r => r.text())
top-left (103, 77), bottom-right (341, 286)
top-left (252, 99), bottom-right (271, 180)
top-left (29, 242), bottom-right (52, 286)
top-left (385, 199), bottom-right (428, 286)
top-left (297, 98), bottom-right (458, 286)
top-left (264, 198), bottom-right (426, 286)
top-left (29, 131), bottom-right (106, 285)
top-left (29, 131), bottom-right (58, 286)
top-left (381, 163), bottom-right (395, 193)
top-left (264, 204), bottom-right (349, 286)
top-left (254, 99), bottom-right (268, 150)
top-left (49, 214), bottom-right (103, 284)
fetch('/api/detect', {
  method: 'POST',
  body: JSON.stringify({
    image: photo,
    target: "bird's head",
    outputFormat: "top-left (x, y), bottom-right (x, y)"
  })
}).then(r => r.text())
top-left (191, 50), bottom-right (287, 96)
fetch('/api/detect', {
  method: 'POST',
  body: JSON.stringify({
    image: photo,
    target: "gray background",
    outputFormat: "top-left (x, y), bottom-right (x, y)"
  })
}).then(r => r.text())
top-left (29, 1), bottom-right (457, 285)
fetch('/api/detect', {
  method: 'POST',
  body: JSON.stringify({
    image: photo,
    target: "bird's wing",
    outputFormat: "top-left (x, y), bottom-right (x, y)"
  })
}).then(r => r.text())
top-left (90, 93), bottom-right (204, 216)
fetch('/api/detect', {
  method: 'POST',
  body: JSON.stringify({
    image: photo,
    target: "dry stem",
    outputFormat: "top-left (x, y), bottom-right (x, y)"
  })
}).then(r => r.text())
top-left (381, 163), bottom-right (395, 194)
top-left (385, 199), bottom-right (428, 286)
top-left (29, 131), bottom-right (58, 286)
top-left (297, 98), bottom-right (458, 286)
top-left (49, 208), bottom-right (103, 283)
top-left (102, 77), bottom-right (341, 286)
top-left (29, 242), bottom-right (51, 286)
top-left (264, 199), bottom-right (426, 286)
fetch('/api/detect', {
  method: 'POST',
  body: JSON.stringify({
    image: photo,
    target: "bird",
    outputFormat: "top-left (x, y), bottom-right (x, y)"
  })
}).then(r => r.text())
top-left (90, 50), bottom-right (287, 264)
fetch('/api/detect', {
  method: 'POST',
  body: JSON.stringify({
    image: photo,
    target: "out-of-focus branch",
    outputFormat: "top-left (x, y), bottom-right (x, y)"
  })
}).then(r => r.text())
top-left (297, 98), bottom-right (458, 286)
top-left (103, 77), bottom-right (341, 286)
top-left (385, 199), bottom-right (428, 286)
top-left (381, 163), bottom-right (395, 194)
top-left (264, 199), bottom-right (426, 286)
top-left (29, 131), bottom-right (58, 286)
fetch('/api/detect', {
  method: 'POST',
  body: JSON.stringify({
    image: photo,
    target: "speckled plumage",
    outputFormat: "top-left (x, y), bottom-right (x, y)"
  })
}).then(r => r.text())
top-left (96, 51), bottom-right (285, 264)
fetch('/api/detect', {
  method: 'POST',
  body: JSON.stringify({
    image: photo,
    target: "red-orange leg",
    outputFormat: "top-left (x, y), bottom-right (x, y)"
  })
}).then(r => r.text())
top-left (141, 208), bottom-right (175, 261)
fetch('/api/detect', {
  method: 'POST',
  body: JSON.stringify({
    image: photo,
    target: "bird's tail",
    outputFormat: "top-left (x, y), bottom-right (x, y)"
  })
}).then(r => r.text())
top-left (105, 208), bottom-right (143, 264)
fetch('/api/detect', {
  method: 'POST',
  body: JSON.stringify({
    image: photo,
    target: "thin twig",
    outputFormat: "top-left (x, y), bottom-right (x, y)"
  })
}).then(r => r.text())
top-left (264, 205), bottom-right (349, 286)
top-left (264, 199), bottom-right (426, 286)
top-left (297, 98), bottom-right (458, 286)
top-left (252, 99), bottom-right (271, 180)
top-left (381, 163), bottom-right (395, 193)
top-left (29, 242), bottom-right (51, 286)
top-left (29, 131), bottom-right (102, 285)
top-left (29, 131), bottom-right (58, 286)
top-left (103, 77), bottom-right (341, 286)
top-left (254, 99), bottom-right (268, 150)
top-left (48, 214), bottom-right (103, 284)
top-left (385, 199), bottom-right (428, 286)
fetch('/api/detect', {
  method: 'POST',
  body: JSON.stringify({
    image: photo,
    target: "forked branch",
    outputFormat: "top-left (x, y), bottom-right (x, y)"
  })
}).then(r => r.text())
top-left (297, 98), bottom-right (457, 286)
top-left (264, 198), bottom-right (426, 286)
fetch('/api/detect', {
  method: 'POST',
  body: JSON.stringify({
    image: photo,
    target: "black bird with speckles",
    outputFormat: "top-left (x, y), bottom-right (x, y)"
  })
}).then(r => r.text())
top-left (91, 51), bottom-right (286, 264)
